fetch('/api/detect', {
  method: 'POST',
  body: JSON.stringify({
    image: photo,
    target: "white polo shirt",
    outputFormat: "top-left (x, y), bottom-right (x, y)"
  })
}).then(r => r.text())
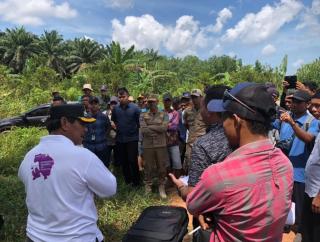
top-left (18, 135), bottom-right (117, 242)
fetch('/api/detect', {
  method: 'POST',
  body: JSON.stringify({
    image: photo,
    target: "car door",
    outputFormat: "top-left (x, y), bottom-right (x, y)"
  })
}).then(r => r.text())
top-left (24, 106), bottom-right (50, 127)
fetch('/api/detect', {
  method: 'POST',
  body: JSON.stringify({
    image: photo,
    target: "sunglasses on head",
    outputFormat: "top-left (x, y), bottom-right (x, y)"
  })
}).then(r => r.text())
top-left (223, 90), bottom-right (256, 114)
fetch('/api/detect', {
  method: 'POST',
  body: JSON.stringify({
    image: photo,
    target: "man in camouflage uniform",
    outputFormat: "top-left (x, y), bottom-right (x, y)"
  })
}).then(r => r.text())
top-left (140, 94), bottom-right (169, 198)
top-left (183, 89), bottom-right (207, 174)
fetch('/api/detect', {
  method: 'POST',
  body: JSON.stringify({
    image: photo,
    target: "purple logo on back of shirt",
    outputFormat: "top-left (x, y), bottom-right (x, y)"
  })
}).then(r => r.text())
top-left (31, 154), bottom-right (54, 180)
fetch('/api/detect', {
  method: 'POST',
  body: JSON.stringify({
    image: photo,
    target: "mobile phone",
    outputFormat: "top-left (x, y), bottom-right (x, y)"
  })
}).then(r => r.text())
top-left (285, 75), bottom-right (297, 89)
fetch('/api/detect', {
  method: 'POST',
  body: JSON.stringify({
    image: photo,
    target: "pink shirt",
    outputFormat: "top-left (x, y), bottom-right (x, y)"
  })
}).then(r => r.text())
top-left (187, 139), bottom-right (293, 242)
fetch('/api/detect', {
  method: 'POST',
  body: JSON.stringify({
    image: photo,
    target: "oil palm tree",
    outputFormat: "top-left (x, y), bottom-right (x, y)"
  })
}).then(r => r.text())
top-left (0, 27), bottom-right (38, 73)
top-left (105, 41), bottom-right (135, 66)
top-left (38, 30), bottom-right (66, 77)
top-left (67, 38), bottom-right (103, 74)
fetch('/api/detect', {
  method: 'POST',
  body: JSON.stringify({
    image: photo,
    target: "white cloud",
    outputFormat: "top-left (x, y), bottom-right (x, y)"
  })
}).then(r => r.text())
top-left (165, 16), bottom-right (205, 56)
top-left (312, 0), bottom-right (320, 14)
top-left (222, 0), bottom-right (303, 43)
top-left (104, 0), bottom-right (133, 9)
top-left (0, 0), bottom-right (77, 26)
top-left (296, 0), bottom-right (320, 34)
top-left (227, 51), bottom-right (236, 57)
top-left (207, 8), bottom-right (232, 33)
top-left (209, 43), bottom-right (223, 56)
top-left (84, 35), bottom-right (94, 41)
top-left (262, 44), bottom-right (276, 56)
top-left (112, 14), bottom-right (211, 57)
top-left (293, 59), bottom-right (304, 68)
top-left (112, 14), bottom-right (168, 50)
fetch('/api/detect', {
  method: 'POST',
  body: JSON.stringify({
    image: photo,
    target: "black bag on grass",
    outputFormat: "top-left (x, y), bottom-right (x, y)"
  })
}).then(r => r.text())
top-left (122, 206), bottom-right (189, 242)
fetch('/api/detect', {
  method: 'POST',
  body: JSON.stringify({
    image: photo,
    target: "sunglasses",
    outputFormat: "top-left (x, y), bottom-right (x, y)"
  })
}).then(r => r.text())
top-left (223, 90), bottom-right (256, 114)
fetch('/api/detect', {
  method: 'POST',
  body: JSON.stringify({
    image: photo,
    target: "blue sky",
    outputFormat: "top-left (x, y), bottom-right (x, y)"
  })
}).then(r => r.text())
top-left (0, 0), bottom-right (319, 74)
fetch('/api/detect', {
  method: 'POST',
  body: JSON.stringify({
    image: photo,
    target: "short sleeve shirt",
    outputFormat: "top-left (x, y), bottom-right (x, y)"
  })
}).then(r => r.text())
top-left (277, 112), bottom-right (319, 182)
top-left (188, 124), bottom-right (232, 187)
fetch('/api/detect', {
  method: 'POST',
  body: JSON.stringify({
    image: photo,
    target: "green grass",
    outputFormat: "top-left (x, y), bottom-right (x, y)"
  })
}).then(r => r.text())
top-left (0, 128), bottom-right (168, 242)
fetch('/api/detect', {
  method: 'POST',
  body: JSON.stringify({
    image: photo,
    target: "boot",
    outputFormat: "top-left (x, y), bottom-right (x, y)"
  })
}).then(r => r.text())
top-left (158, 184), bottom-right (167, 199)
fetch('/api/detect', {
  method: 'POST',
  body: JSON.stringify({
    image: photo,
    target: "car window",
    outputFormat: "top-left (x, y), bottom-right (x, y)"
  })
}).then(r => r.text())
top-left (26, 107), bottom-right (50, 117)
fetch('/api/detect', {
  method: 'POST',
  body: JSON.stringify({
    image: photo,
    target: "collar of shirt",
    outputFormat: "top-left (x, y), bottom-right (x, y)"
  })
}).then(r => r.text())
top-left (227, 139), bottom-right (274, 159)
top-left (40, 135), bottom-right (74, 146)
top-left (292, 111), bottom-right (309, 126)
top-left (206, 123), bottom-right (222, 133)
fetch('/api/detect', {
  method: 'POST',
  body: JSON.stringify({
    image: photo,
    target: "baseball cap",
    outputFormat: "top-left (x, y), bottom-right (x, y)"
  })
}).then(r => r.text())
top-left (49, 104), bottom-right (95, 123)
top-left (163, 93), bottom-right (172, 101)
top-left (191, 89), bottom-right (203, 97)
top-left (100, 85), bottom-right (107, 91)
top-left (109, 96), bottom-right (118, 104)
top-left (181, 91), bottom-right (191, 99)
top-left (221, 82), bottom-right (276, 122)
top-left (292, 90), bottom-right (311, 102)
top-left (83, 84), bottom-right (93, 91)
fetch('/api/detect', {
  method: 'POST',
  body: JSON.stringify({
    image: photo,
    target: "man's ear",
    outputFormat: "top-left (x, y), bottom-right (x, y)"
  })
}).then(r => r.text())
top-left (232, 114), bottom-right (242, 128)
top-left (60, 117), bottom-right (69, 131)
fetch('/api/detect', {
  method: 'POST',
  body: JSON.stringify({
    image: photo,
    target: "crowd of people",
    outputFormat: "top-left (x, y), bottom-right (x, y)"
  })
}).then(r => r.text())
top-left (17, 79), bottom-right (320, 242)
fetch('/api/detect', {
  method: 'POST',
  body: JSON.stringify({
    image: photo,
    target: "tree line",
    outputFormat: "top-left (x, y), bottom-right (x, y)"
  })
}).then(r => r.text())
top-left (0, 26), bottom-right (319, 118)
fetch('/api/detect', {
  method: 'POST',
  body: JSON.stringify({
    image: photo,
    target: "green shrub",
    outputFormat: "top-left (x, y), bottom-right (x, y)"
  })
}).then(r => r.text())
top-left (0, 127), bottom-right (47, 176)
top-left (0, 175), bottom-right (27, 242)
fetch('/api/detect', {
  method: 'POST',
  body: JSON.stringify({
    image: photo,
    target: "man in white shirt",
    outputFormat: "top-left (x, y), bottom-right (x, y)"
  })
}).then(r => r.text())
top-left (18, 104), bottom-right (117, 242)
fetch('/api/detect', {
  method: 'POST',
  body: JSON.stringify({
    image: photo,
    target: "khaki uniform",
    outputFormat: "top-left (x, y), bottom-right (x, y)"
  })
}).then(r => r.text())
top-left (140, 110), bottom-right (169, 186)
top-left (183, 107), bottom-right (207, 173)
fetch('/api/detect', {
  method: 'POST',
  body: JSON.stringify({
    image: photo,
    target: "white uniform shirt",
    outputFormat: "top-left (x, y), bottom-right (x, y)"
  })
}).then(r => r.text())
top-left (18, 135), bottom-right (117, 242)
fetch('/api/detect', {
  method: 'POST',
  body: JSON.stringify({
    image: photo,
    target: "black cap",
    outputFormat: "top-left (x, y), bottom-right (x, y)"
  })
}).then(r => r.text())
top-left (181, 91), bottom-right (191, 99)
top-left (89, 96), bottom-right (100, 104)
top-left (163, 93), bottom-right (172, 101)
top-left (49, 104), bottom-right (95, 123)
top-left (292, 90), bottom-right (311, 102)
top-left (223, 83), bottom-right (276, 123)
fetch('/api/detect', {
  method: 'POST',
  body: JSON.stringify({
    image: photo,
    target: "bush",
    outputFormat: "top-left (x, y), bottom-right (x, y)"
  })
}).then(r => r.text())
top-left (0, 175), bottom-right (27, 242)
top-left (0, 127), bottom-right (47, 176)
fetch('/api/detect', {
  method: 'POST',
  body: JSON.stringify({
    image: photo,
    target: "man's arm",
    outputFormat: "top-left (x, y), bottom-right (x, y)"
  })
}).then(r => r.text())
top-left (85, 155), bottom-right (117, 198)
top-left (188, 142), bottom-right (209, 187)
top-left (148, 113), bottom-right (169, 133)
top-left (135, 106), bottom-right (141, 128)
top-left (186, 166), bottom-right (224, 216)
top-left (312, 193), bottom-right (320, 214)
top-left (139, 113), bottom-right (154, 136)
top-left (280, 112), bottom-right (316, 143)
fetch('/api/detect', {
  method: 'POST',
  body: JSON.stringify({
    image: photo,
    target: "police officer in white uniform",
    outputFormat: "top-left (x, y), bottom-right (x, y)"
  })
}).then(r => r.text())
top-left (19, 104), bottom-right (117, 242)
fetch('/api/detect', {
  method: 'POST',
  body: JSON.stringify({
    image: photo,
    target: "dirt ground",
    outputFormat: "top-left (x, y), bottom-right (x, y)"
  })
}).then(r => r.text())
top-left (167, 188), bottom-right (296, 242)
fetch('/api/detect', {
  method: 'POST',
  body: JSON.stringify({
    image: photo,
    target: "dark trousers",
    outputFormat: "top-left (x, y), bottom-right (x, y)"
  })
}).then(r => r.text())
top-left (117, 141), bottom-right (140, 186)
top-left (301, 193), bottom-right (320, 242)
top-left (106, 145), bottom-right (120, 167)
top-left (94, 149), bottom-right (109, 167)
top-left (292, 181), bottom-right (305, 232)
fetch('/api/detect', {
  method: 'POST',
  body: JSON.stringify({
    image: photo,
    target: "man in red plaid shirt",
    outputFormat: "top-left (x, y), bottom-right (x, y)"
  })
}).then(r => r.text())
top-left (184, 83), bottom-right (293, 242)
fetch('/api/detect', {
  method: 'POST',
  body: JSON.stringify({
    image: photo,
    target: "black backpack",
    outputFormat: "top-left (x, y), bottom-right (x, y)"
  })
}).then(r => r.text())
top-left (122, 206), bottom-right (189, 242)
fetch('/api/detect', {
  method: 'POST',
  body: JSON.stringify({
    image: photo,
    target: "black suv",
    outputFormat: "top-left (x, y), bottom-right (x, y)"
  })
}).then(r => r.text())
top-left (0, 104), bottom-right (51, 132)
